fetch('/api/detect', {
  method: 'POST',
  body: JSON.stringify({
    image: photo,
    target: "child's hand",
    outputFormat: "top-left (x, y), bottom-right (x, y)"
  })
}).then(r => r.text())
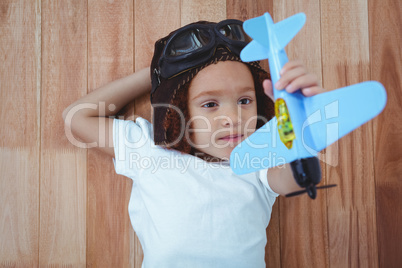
top-left (262, 60), bottom-right (323, 101)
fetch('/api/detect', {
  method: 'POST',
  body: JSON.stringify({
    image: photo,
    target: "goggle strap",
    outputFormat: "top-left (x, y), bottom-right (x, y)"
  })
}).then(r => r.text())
top-left (151, 68), bottom-right (161, 94)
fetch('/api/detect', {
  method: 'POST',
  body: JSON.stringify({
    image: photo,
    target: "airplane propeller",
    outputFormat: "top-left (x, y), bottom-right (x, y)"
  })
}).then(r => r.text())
top-left (285, 184), bottom-right (337, 199)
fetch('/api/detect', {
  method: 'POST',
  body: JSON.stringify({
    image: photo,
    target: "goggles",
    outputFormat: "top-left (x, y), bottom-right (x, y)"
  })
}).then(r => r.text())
top-left (153, 19), bottom-right (251, 93)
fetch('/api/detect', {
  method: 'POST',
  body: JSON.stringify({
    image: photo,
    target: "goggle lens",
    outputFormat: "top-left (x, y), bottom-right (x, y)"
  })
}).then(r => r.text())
top-left (167, 29), bottom-right (211, 57)
top-left (218, 23), bottom-right (250, 42)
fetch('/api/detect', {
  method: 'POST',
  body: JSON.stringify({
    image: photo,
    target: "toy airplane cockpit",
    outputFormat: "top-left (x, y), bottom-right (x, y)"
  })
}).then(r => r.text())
top-left (229, 12), bottom-right (387, 199)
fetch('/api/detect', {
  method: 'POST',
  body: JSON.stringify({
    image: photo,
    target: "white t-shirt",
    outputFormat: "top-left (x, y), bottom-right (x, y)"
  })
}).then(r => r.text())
top-left (113, 118), bottom-right (279, 268)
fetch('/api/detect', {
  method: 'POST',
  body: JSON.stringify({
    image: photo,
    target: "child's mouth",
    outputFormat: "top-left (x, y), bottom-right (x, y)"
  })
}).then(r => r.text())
top-left (219, 134), bottom-right (244, 142)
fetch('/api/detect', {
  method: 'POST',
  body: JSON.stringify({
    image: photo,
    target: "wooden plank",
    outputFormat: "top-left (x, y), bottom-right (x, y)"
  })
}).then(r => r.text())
top-left (86, 0), bottom-right (134, 267)
top-left (226, 0), bottom-right (270, 21)
top-left (369, 0), bottom-right (402, 266)
top-left (39, 0), bottom-right (87, 266)
top-left (321, 0), bottom-right (378, 267)
top-left (0, 0), bottom-right (41, 266)
top-left (225, 2), bottom-right (279, 267)
top-left (134, 0), bottom-right (181, 122)
top-left (273, 1), bottom-right (329, 267)
top-left (133, 1), bottom-right (182, 266)
top-left (181, 0), bottom-right (226, 25)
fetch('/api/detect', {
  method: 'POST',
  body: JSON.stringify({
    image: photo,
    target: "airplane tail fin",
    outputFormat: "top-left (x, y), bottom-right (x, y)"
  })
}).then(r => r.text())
top-left (241, 14), bottom-right (270, 62)
top-left (240, 40), bottom-right (269, 62)
top-left (241, 12), bottom-right (306, 62)
top-left (242, 14), bottom-right (269, 46)
top-left (274, 13), bottom-right (306, 49)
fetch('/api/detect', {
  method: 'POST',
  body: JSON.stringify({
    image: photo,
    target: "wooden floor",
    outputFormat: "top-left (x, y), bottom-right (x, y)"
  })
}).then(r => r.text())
top-left (0, 0), bottom-right (401, 267)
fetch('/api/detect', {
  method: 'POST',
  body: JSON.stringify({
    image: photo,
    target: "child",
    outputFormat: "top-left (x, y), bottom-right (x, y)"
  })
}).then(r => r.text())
top-left (63, 19), bottom-right (322, 267)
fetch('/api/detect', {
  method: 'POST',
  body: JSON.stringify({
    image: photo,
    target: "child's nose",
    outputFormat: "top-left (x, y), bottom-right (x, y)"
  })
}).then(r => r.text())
top-left (219, 106), bottom-right (241, 127)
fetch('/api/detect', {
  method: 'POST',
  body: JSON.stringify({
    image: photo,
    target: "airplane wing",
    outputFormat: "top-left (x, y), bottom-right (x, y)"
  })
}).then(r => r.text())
top-left (230, 81), bottom-right (387, 175)
top-left (240, 13), bottom-right (306, 62)
top-left (273, 13), bottom-right (306, 49)
top-left (303, 81), bottom-right (387, 152)
top-left (240, 40), bottom-right (269, 62)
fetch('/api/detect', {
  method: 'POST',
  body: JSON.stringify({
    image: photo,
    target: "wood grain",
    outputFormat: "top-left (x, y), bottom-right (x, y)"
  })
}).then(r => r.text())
top-left (225, 2), bottom-right (279, 267)
top-left (0, 0), bottom-right (40, 266)
top-left (226, 0), bottom-right (270, 21)
top-left (181, 0), bottom-right (226, 25)
top-left (40, 0), bottom-right (87, 266)
top-left (369, 0), bottom-right (402, 266)
top-left (87, 0), bottom-right (134, 267)
top-left (134, 0), bottom-right (181, 123)
top-left (132, 1), bottom-right (182, 266)
top-left (274, 1), bottom-right (329, 267)
top-left (321, 0), bottom-right (379, 266)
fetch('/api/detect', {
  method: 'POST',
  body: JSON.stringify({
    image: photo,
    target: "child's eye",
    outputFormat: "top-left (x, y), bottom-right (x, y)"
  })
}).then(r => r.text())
top-left (202, 102), bottom-right (217, 108)
top-left (238, 98), bottom-right (252, 105)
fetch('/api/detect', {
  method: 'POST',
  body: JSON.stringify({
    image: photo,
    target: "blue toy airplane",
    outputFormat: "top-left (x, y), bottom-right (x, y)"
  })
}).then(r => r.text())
top-left (230, 12), bottom-right (387, 199)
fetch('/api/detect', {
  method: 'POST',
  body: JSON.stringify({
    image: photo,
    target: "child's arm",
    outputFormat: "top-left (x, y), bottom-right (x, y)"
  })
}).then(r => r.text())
top-left (62, 67), bottom-right (151, 157)
top-left (267, 164), bottom-right (303, 195)
top-left (263, 60), bottom-right (323, 195)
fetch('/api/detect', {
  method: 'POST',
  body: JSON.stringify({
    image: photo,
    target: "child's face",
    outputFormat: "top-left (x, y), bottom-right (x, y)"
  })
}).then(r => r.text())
top-left (187, 61), bottom-right (257, 160)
